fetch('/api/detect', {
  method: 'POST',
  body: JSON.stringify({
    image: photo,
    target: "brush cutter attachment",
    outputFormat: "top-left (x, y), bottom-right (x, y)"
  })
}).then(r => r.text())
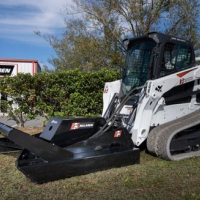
top-left (0, 138), bottom-right (22, 153)
top-left (0, 117), bottom-right (140, 183)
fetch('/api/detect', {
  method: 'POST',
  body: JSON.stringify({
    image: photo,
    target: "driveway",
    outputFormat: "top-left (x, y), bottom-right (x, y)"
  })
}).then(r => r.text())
top-left (0, 116), bottom-right (46, 128)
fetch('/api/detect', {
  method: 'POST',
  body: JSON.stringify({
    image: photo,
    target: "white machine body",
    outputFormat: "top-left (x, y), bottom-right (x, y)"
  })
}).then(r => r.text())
top-left (102, 65), bottom-right (200, 146)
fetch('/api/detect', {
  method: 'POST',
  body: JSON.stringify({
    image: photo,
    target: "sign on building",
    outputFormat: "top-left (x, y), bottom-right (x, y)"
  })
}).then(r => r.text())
top-left (0, 59), bottom-right (41, 115)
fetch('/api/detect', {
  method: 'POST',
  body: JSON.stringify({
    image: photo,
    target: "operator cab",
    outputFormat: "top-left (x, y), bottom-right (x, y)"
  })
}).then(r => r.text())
top-left (122, 32), bottom-right (196, 94)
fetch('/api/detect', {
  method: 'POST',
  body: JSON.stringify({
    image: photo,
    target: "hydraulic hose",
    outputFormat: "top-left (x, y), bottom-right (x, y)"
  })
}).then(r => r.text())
top-left (89, 85), bottom-right (144, 139)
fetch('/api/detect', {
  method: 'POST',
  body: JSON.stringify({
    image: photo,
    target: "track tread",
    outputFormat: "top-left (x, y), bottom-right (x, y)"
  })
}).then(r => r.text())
top-left (147, 109), bottom-right (200, 160)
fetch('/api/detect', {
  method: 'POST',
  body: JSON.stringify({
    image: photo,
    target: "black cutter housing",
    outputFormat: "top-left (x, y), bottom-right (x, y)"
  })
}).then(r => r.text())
top-left (0, 117), bottom-right (140, 183)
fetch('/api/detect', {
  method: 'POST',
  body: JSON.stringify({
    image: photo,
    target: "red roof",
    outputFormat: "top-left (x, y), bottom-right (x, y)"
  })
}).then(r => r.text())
top-left (0, 58), bottom-right (38, 63)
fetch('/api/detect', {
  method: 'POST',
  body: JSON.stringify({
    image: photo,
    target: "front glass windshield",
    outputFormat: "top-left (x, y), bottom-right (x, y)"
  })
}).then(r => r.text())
top-left (122, 40), bottom-right (156, 93)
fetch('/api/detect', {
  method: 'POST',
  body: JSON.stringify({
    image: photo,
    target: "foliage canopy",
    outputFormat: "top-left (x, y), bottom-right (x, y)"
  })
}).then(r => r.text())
top-left (37, 0), bottom-right (200, 71)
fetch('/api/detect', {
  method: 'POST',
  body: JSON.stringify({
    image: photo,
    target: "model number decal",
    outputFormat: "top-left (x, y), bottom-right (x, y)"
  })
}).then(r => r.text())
top-left (70, 122), bottom-right (94, 130)
top-left (180, 77), bottom-right (193, 85)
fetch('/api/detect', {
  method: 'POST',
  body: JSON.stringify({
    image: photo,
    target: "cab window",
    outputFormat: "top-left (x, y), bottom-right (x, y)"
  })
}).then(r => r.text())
top-left (160, 43), bottom-right (193, 77)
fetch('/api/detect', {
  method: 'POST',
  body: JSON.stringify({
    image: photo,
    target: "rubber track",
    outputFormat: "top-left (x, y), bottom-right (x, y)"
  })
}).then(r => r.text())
top-left (147, 109), bottom-right (200, 160)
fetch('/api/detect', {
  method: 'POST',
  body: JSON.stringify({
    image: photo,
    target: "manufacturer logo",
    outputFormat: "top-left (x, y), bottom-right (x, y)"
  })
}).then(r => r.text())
top-left (51, 120), bottom-right (58, 124)
top-left (70, 122), bottom-right (94, 130)
top-left (155, 85), bottom-right (163, 92)
top-left (103, 86), bottom-right (109, 93)
top-left (114, 130), bottom-right (122, 137)
top-left (70, 123), bottom-right (80, 130)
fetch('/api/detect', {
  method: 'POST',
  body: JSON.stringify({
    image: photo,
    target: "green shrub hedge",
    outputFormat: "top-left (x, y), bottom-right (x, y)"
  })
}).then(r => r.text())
top-left (0, 68), bottom-right (120, 126)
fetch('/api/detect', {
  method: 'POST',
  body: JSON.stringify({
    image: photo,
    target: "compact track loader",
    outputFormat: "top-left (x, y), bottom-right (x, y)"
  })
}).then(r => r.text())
top-left (1, 32), bottom-right (200, 183)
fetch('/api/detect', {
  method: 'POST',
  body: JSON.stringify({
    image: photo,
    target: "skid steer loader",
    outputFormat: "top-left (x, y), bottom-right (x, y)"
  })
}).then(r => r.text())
top-left (1, 32), bottom-right (200, 183)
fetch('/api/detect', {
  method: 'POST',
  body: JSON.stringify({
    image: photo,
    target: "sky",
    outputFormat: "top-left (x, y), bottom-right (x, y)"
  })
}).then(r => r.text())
top-left (1, 1), bottom-right (200, 69)
top-left (0, 0), bottom-right (74, 69)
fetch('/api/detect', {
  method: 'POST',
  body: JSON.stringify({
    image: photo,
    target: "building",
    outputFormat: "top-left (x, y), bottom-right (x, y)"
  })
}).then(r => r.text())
top-left (0, 58), bottom-right (41, 77)
top-left (0, 59), bottom-right (41, 115)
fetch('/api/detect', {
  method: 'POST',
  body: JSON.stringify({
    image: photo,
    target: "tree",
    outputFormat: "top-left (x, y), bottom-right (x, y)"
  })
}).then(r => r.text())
top-left (36, 19), bottom-right (122, 71)
top-left (39, 0), bottom-right (200, 71)
top-left (164, 0), bottom-right (200, 49)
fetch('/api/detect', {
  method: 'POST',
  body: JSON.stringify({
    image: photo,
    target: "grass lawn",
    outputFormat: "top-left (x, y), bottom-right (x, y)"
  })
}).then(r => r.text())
top-left (0, 128), bottom-right (200, 200)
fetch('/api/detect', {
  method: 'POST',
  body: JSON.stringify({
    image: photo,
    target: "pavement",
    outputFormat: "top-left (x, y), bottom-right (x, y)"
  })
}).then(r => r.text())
top-left (0, 116), bottom-right (46, 128)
